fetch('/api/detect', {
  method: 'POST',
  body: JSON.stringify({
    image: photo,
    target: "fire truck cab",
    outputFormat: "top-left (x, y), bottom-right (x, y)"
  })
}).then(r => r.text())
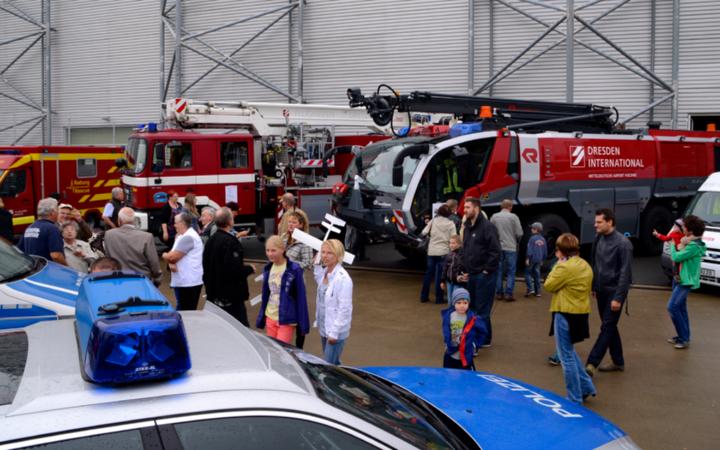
top-left (0, 146), bottom-right (124, 235)
top-left (119, 99), bottom-right (394, 234)
top-left (337, 88), bottom-right (720, 257)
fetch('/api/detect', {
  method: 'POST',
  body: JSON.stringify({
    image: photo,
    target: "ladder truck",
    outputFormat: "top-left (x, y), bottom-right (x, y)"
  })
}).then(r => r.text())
top-left (116, 98), bottom-right (397, 235)
top-left (335, 86), bottom-right (720, 258)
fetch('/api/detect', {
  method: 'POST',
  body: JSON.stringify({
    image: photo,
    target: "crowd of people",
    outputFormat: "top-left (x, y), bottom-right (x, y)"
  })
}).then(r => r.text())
top-left (6, 191), bottom-right (708, 402)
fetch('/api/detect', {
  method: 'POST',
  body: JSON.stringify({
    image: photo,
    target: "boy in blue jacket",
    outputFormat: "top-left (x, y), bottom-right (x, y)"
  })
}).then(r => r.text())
top-left (524, 222), bottom-right (547, 297)
top-left (442, 288), bottom-right (487, 370)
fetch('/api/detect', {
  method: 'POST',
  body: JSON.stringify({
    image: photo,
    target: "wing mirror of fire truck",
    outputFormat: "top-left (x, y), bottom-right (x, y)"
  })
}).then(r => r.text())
top-left (392, 143), bottom-right (430, 187)
top-left (114, 158), bottom-right (128, 169)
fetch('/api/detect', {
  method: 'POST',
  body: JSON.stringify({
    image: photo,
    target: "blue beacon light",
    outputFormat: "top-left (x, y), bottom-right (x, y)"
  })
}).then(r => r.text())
top-left (75, 272), bottom-right (191, 384)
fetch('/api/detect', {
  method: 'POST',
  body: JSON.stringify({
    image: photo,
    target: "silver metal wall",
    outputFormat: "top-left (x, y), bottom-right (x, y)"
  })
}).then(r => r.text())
top-left (2, 0), bottom-right (719, 145)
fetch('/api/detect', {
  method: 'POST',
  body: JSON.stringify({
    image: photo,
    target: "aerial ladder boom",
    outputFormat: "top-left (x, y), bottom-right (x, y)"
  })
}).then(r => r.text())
top-left (347, 86), bottom-right (618, 134)
top-left (165, 98), bottom-right (402, 136)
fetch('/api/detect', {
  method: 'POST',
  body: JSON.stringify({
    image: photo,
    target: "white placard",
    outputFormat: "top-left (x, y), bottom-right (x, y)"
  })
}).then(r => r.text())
top-left (225, 185), bottom-right (238, 203)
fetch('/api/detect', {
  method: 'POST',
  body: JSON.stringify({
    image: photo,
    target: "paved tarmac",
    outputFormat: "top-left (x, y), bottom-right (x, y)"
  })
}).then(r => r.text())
top-left (160, 262), bottom-right (719, 449)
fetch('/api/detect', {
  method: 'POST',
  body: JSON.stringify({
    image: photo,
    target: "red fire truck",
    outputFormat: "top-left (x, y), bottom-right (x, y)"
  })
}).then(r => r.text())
top-left (117, 99), bottom-right (395, 234)
top-left (336, 88), bottom-right (720, 257)
top-left (0, 146), bottom-right (124, 235)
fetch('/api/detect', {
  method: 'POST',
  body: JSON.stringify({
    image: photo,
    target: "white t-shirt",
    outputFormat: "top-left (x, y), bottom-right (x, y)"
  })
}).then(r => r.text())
top-left (102, 202), bottom-right (115, 218)
top-left (170, 227), bottom-right (204, 287)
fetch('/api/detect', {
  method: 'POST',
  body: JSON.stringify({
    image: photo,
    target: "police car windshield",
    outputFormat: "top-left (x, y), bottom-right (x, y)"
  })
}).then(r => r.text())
top-left (290, 351), bottom-right (463, 449)
top-left (0, 240), bottom-right (36, 283)
top-left (686, 191), bottom-right (720, 226)
top-left (125, 138), bottom-right (147, 174)
top-left (346, 137), bottom-right (429, 193)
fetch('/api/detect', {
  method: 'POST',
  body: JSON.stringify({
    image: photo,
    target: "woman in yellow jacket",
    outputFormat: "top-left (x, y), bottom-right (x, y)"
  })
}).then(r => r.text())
top-left (544, 233), bottom-right (597, 404)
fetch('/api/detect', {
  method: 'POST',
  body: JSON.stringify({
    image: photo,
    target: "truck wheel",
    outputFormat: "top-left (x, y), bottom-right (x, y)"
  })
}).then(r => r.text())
top-left (527, 213), bottom-right (571, 259)
top-left (639, 205), bottom-right (673, 256)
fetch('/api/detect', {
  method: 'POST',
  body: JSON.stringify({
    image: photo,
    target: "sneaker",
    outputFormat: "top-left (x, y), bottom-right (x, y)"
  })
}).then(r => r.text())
top-left (481, 343), bottom-right (492, 348)
top-left (420, 298), bottom-right (429, 303)
top-left (547, 355), bottom-right (560, 366)
top-left (674, 341), bottom-right (689, 349)
top-left (667, 336), bottom-right (679, 344)
top-left (598, 362), bottom-right (625, 372)
top-left (585, 364), bottom-right (596, 378)
top-left (535, 292), bottom-right (542, 298)
top-left (495, 293), bottom-right (504, 300)
top-left (524, 291), bottom-right (536, 298)
top-left (582, 392), bottom-right (596, 402)
top-left (504, 295), bottom-right (516, 302)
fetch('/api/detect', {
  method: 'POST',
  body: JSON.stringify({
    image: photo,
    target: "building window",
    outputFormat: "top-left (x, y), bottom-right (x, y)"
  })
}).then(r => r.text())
top-left (77, 158), bottom-right (97, 178)
top-left (220, 142), bottom-right (249, 169)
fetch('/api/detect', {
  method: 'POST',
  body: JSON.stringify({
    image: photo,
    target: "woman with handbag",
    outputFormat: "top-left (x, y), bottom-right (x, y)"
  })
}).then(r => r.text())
top-left (420, 204), bottom-right (457, 304)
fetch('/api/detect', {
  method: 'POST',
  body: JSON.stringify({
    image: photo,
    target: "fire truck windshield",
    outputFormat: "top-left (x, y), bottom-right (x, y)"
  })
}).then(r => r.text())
top-left (346, 137), bottom-right (430, 194)
top-left (125, 138), bottom-right (147, 174)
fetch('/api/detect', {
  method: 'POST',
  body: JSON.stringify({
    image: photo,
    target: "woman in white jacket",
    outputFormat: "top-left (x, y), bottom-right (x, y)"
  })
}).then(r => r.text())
top-left (420, 204), bottom-right (457, 304)
top-left (314, 239), bottom-right (353, 364)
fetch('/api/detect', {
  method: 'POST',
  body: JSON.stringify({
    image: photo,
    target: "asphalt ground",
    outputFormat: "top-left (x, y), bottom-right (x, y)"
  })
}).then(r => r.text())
top-left (158, 249), bottom-right (720, 449)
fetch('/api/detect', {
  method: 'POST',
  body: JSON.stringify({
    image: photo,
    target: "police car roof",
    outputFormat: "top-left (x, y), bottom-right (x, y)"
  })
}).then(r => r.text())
top-left (0, 306), bottom-right (316, 442)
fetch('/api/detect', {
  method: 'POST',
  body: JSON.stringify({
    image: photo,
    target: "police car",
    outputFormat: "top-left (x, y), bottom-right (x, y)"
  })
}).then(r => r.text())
top-left (0, 240), bottom-right (82, 330)
top-left (0, 272), bottom-right (638, 449)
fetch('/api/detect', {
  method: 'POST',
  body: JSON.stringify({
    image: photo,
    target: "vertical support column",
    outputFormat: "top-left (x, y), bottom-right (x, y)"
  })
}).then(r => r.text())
top-left (468, 0), bottom-right (475, 95)
top-left (297, 0), bottom-right (304, 102)
top-left (649, 0), bottom-right (656, 122)
top-left (43, 0), bottom-right (52, 145)
top-left (566, 0), bottom-right (574, 103)
top-left (160, 1), bottom-right (166, 124)
top-left (488, 0), bottom-right (494, 96)
top-left (671, 0), bottom-right (680, 129)
top-left (288, 0), bottom-right (294, 99)
top-left (174, 0), bottom-right (183, 98)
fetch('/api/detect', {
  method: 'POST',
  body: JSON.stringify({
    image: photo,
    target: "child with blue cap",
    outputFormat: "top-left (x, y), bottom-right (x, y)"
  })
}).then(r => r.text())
top-left (441, 287), bottom-right (487, 370)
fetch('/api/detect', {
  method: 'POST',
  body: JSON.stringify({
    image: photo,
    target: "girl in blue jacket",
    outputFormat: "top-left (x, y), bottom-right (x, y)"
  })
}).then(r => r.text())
top-left (256, 236), bottom-right (310, 344)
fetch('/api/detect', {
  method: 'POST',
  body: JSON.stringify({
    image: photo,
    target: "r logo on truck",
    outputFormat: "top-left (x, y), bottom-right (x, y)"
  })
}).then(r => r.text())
top-left (570, 145), bottom-right (586, 168)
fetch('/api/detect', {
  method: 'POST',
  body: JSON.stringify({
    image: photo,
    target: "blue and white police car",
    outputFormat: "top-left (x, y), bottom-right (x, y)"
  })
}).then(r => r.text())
top-left (0, 272), bottom-right (638, 449)
top-left (0, 240), bottom-right (82, 330)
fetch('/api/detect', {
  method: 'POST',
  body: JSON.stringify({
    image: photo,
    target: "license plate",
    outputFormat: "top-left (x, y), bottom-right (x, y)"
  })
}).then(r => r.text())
top-left (700, 268), bottom-right (715, 278)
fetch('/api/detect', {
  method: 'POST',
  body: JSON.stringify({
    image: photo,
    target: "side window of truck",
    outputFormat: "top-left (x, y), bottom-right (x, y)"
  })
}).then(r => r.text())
top-left (77, 158), bottom-right (97, 178)
top-left (220, 142), bottom-right (249, 169)
top-left (163, 142), bottom-right (193, 169)
top-left (0, 169), bottom-right (27, 196)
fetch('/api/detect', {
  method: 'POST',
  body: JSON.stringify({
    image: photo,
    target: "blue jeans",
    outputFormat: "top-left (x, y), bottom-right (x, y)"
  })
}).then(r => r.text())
top-left (667, 283), bottom-right (691, 344)
top-left (446, 282), bottom-right (457, 306)
top-left (554, 313), bottom-right (596, 404)
top-left (496, 251), bottom-right (517, 296)
top-left (525, 262), bottom-right (542, 294)
top-left (421, 255), bottom-right (445, 302)
top-left (321, 336), bottom-right (347, 365)
top-left (468, 272), bottom-right (496, 346)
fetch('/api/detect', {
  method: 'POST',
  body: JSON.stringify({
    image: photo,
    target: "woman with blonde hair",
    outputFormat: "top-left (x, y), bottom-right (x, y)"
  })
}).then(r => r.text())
top-left (314, 239), bottom-right (353, 364)
top-left (182, 192), bottom-right (200, 231)
top-left (282, 211), bottom-right (313, 270)
top-left (256, 235), bottom-right (309, 344)
top-left (544, 233), bottom-right (596, 404)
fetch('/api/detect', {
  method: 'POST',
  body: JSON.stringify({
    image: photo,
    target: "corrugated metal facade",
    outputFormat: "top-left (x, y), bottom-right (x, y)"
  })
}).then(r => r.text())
top-left (1, 0), bottom-right (718, 145)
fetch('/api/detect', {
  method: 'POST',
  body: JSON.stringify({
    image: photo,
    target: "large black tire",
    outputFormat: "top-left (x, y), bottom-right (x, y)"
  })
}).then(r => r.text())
top-left (521, 213), bottom-right (571, 265)
top-left (639, 205), bottom-right (673, 256)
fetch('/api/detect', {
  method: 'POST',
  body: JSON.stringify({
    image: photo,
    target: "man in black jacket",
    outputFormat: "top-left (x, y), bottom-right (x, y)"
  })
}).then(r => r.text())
top-left (203, 207), bottom-right (255, 326)
top-left (458, 197), bottom-right (501, 347)
top-left (585, 208), bottom-right (633, 377)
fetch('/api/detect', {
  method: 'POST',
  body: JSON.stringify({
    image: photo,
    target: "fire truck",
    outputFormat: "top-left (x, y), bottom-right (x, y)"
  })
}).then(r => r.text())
top-left (117, 98), bottom-right (396, 234)
top-left (335, 88), bottom-right (720, 258)
top-left (0, 146), bottom-right (124, 235)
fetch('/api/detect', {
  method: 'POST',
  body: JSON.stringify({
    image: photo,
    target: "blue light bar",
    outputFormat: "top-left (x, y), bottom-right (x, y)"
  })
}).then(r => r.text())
top-left (449, 122), bottom-right (483, 138)
top-left (75, 272), bottom-right (191, 384)
top-left (83, 311), bottom-right (191, 384)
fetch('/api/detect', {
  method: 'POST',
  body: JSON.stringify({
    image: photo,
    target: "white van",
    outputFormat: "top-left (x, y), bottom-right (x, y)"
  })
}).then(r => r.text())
top-left (661, 172), bottom-right (720, 286)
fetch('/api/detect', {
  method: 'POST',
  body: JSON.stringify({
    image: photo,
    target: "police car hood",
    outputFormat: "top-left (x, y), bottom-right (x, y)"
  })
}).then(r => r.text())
top-left (361, 367), bottom-right (632, 450)
top-left (1, 259), bottom-right (81, 317)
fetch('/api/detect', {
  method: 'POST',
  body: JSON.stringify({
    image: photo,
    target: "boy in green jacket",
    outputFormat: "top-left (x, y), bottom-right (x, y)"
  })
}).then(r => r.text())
top-left (667, 215), bottom-right (707, 349)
